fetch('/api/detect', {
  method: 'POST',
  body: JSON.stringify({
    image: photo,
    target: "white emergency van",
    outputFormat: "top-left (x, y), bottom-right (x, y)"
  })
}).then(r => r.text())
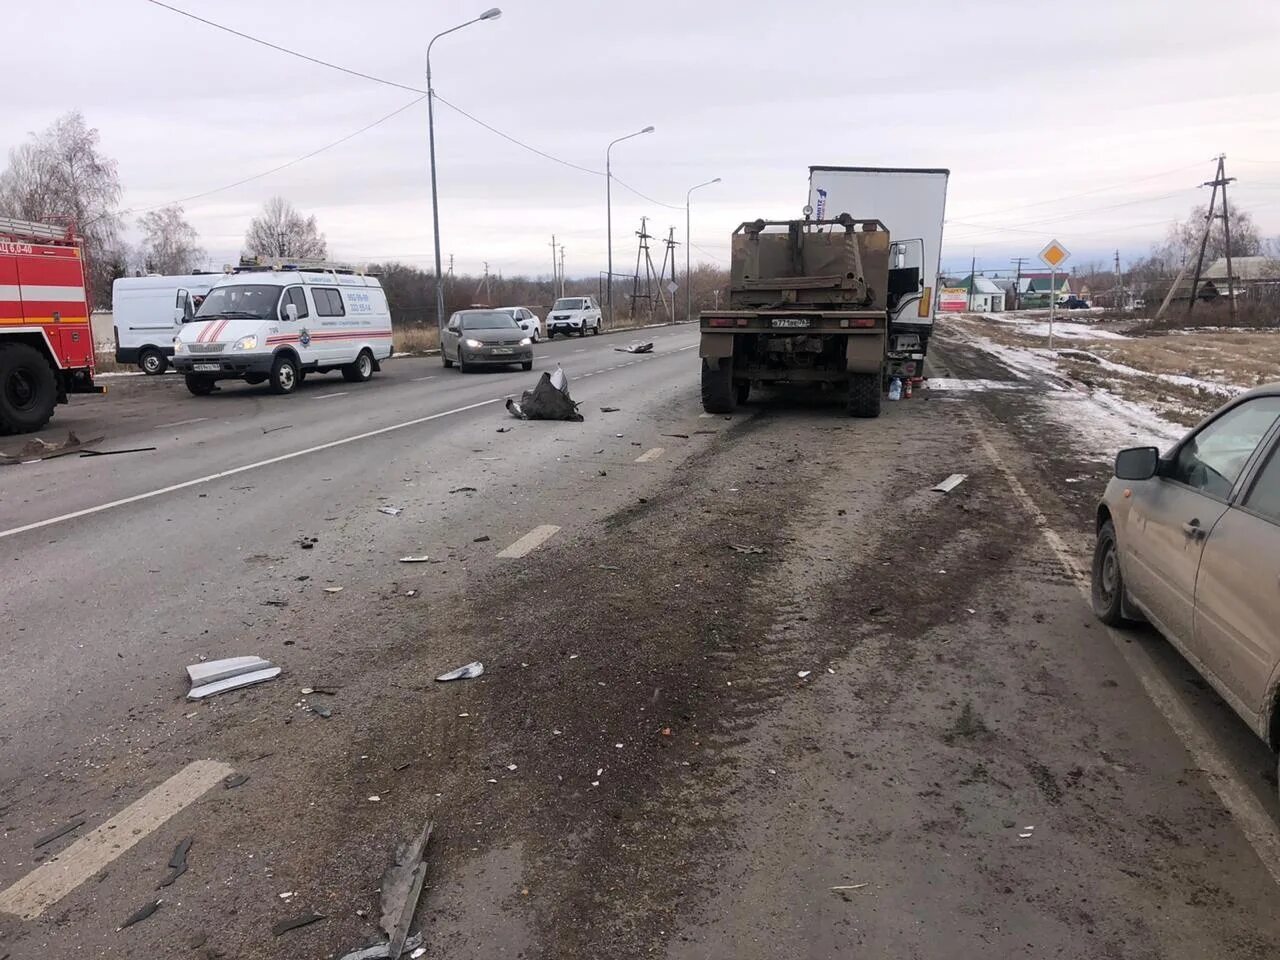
top-left (112, 273), bottom-right (221, 374)
top-left (170, 259), bottom-right (394, 396)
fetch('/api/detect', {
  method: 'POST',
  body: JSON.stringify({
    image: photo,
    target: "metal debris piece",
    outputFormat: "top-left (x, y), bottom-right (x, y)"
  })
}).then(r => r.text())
top-left (261, 424), bottom-right (293, 435)
top-left (0, 431), bottom-right (104, 466)
top-left (271, 913), bottom-right (326, 937)
top-left (323, 586), bottom-right (343, 594)
top-left (506, 367), bottom-right (583, 421)
top-left (398, 556), bottom-right (433, 563)
top-left (614, 341), bottom-right (654, 354)
top-left (662, 433), bottom-right (690, 439)
top-left (310, 704), bottom-right (332, 719)
top-left (336, 933), bottom-right (424, 960)
top-left (33, 815), bottom-right (86, 849)
top-left (381, 820), bottom-right (434, 958)
top-left (378, 506), bottom-right (403, 517)
top-left (448, 486), bottom-right (477, 494)
top-left (118, 899), bottom-right (162, 931)
top-left (436, 661), bottom-right (484, 682)
top-left (830, 883), bottom-right (868, 891)
top-left (187, 657), bottom-right (281, 700)
top-left (600, 406), bottom-right (620, 413)
top-left (729, 544), bottom-right (765, 554)
top-left (473, 535), bottom-right (490, 543)
top-left (261, 598), bottom-right (289, 608)
top-left (79, 445), bottom-right (158, 458)
top-left (223, 773), bottom-right (250, 790)
top-left (496, 426), bottom-right (511, 433)
top-left (931, 473), bottom-right (968, 493)
top-left (158, 833), bottom-right (191, 888)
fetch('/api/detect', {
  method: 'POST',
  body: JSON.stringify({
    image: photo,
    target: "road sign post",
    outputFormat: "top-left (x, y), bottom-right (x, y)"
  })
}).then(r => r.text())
top-left (1038, 240), bottom-right (1071, 351)
top-left (666, 279), bottom-right (678, 325)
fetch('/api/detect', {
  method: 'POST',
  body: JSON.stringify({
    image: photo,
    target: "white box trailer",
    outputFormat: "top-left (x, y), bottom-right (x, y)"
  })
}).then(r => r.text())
top-left (808, 166), bottom-right (949, 379)
top-left (112, 273), bottom-right (222, 374)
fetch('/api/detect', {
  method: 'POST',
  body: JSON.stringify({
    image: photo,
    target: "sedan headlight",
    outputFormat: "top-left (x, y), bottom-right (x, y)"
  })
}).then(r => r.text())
top-left (464, 338), bottom-right (484, 348)
top-left (232, 335), bottom-right (258, 351)
top-left (520, 337), bottom-right (532, 346)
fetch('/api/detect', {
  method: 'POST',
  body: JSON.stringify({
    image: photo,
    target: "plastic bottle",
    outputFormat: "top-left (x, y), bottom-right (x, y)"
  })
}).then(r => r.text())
top-left (888, 376), bottom-right (902, 401)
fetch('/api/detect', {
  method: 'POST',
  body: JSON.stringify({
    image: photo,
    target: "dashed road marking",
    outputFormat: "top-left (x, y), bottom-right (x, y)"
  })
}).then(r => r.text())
top-left (157, 416), bottom-right (208, 429)
top-left (0, 398), bottom-right (504, 542)
top-left (312, 391), bottom-right (349, 400)
top-left (0, 759), bottom-right (235, 919)
top-left (574, 348), bottom-right (587, 353)
top-left (497, 524), bottom-right (561, 559)
top-left (635, 447), bottom-right (664, 463)
top-left (975, 426), bottom-right (1280, 890)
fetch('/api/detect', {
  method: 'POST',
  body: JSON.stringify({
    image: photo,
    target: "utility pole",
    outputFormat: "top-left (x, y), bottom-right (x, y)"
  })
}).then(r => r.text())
top-left (1010, 257), bottom-right (1027, 310)
top-left (630, 217), bottom-right (659, 322)
top-left (558, 246), bottom-right (566, 297)
top-left (967, 254), bottom-right (976, 311)
top-left (448, 253), bottom-right (454, 279)
top-left (1114, 249), bottom-right (1124, 310)
top-left (1188, 154), bottom-right (1236, 320)
top-left (657, 226), bottom-right (680, 321)
top-left (549, 235), bottom-right (559, 298)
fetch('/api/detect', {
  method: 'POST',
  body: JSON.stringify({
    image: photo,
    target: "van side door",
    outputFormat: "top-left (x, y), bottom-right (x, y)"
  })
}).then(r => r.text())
top-left (280, 285), bottom-right (311, 359)
top-left (310, 287), bottom-right (347, 362)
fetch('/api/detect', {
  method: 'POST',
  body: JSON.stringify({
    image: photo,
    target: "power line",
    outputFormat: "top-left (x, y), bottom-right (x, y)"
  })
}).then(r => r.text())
top-left (143, 0), bottom-right (425, 94)
top-left (689, 241), bottom-right (726, 265)
top-left (431, 93), bottom-right (602, 176)
top-left (611, 176), bottom-right (683, 210)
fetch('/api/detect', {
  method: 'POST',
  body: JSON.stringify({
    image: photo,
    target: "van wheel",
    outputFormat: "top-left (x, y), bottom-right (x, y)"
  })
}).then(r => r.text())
top-left (185, 374), bottom-right (216, 396)
top-left (0, 342), bottom-right (57, 434)
top-left (701, 359), bottom-right (735, 414)
top-left (269, 355), bottom-right (299, 395)
top-left (343, 349), bottom-right (375, 383)
top-left (140, 348), bottom-right (168, 376)
top-left (847, 373), bottom-right (882, 418)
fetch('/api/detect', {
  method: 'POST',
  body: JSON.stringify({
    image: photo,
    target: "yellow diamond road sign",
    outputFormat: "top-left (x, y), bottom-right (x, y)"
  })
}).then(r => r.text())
top-left (1039, 240), bottom-right (1070, 269)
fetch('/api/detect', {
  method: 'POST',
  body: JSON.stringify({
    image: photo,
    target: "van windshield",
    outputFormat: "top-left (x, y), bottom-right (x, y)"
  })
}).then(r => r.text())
top-left (552, 298), bottom-right (584, 311)
top-left (195, 285), bottom-right (281, 320)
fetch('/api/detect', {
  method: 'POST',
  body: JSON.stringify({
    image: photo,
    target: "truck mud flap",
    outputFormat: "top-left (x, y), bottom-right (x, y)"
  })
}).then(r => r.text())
top-left (845, 333), bottom-right (885, 374)
top-left (699, 333), bottom-right (734, 359)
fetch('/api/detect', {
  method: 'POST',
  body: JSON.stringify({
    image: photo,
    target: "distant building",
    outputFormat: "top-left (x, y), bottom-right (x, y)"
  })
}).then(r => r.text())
top-left (1202, 256), bottom-right (1280, 296)
top-left (951, 275), bottom-right (1006, 312)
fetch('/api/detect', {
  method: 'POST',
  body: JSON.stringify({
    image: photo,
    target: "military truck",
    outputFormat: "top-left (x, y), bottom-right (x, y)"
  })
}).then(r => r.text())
top-left (698, 213), bottom-right (899, 417)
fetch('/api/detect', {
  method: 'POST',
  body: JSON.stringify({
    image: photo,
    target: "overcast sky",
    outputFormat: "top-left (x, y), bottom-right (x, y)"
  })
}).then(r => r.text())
top-left (7, 0), bottom-right (1280, 279)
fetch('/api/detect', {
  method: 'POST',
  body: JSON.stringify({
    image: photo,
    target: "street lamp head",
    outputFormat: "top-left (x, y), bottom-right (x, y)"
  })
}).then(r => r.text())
top-left (480, 7), bottom-right (502, 19)
top-left (711, 177), bottom-right (722, 183)
top-left (641, 125), bottom-right (655, 134)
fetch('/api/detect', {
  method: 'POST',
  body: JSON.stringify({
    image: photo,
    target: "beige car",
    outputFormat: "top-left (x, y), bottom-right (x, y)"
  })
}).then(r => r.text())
top-left (1092, 385), bottom-right (1280, 782)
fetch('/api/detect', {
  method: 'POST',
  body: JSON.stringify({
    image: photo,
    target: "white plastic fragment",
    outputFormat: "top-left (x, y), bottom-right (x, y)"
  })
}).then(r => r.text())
top-left (932, 473), bottom-right (968, 493)
top-left (435, 661), bottom-right (484, 682)
top-left (186, 657), bottom-right (281, 700)
top-left (797, 670), bottom-right (811, 679)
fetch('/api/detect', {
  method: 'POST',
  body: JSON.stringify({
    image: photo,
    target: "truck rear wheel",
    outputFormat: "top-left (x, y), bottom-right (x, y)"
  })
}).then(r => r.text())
top-left (0, 342), bottom-right (57, 434)
top-left (847, 373), bottom-right (882, 418)
top-left (701, 359), bottom-right (736, 414)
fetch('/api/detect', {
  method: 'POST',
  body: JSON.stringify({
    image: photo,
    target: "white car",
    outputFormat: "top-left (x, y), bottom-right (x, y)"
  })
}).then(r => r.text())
top-left (546, 297), bottom-right (602, 338)
top-left (495, 306), bottom-right (541, 341)
top-left (171, 263), bottom-right (393, 396)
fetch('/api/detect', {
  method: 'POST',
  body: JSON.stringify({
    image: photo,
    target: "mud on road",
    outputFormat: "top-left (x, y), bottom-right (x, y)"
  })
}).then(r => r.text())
top-left (5, 344), bottom-right (1279, 959)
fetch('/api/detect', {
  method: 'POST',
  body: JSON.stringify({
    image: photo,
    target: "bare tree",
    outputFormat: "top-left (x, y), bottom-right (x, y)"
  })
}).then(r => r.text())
top-left (137, 204), bottom-right (204, 275)
top-left (1154, 203), bottom-right (1263, 268)
top-left (0, 111), bottom-right (123, 307)
top-left (244, 197), bottom-right (327, 259)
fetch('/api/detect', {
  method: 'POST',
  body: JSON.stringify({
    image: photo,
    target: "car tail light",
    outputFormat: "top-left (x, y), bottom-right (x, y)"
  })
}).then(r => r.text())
top-left (707, 317), bottom-right (735, 327)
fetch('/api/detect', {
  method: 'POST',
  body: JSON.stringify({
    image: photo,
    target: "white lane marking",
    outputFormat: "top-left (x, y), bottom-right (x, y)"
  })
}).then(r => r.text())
top-left (411, 375), bottom-right (437, 382)
top-left (677, 344), bottom-right (697, 351)
top-left (497, 524), bottom-right (561, 559)
top-left (0, 398), bottom-right (503, 541)
top-left (157, 416), bottom-right (209, 429)
top-left (312, 391), bottom-right (349, 400)
top-left (574, 348), bottom-right (587, 353)
top-left (976, 429), bottom-right (1280, 889)
top-left (534, 355), bottom-right (550, 360)
top-left (635, 447), bottom-right (664, 463)
top-left (0, 759), bottom-right (234, 919)
top-left (698, 412), bottom-right (716, 419)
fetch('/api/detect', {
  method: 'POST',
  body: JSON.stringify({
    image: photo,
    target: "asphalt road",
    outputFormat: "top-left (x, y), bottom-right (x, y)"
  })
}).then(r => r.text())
top-left (1, 323), bottom-right (1279, 959)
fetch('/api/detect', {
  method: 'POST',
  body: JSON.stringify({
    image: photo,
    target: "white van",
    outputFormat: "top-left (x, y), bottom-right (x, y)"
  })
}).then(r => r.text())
top-left (112, 274), bottom-right (221, 374)
top-left (171, 263), bottom-right (394, 396)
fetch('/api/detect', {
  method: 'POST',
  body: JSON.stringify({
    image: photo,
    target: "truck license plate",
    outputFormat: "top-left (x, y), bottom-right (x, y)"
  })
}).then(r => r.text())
top-left (193, 363), bottom-right (220, 372)
top-left (771, 317), bottom-right (811, 328)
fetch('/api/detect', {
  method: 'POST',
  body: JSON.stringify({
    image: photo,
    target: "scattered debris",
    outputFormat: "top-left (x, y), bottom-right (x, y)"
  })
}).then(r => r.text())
top-left (33, 814), bottom-right (87, 849)
top-left (187, 656), bottom-right (281, 700)
top-left (449, 486), bottom-right (477, 494)
top-left (368, 795), bottom-right (381, 802)
top-left (299, 537), bottom-right (317, 550)
top-left (377, 506), bottom-right (403, 517)
top-left (261, 598), bottom-right (289, 608)
top-left (381, 820), bottom-right (434, 959)
top-left (79, 445), bottom-right (158, 458)
top-left (730, 544), bottom-right (765, 555)
top-left (599, 406), bottom-right (620, 413)
top-left (830, 883), bottom-right (868, 891)
top-left (662, 433), bottom-right (690, 439)
top-left (118, 899), bottom-right (162, 931)
top-left (506, 367), bottom-right (583, 421)
top-left (411, 948), bottom-right (426, 960)
top-left (506, 763), bottom-right (518, 771)
top-left (323, 586), bottom-right (343, 594)
top-left (797, 670), bottom-right (811, 679)
top-left (223, 773), bottom-right (250, 790)
top-left (496, 426), bottom-right (511, 433)
top-left (436, 661), bottom-right (484, 682)
top-left (473, 535), bottom-right (490, 543)
top-left (661, 727), bottom-right (672, 736)
top-left (271, 913), bottom-right (326, 937)
top-left (598, 469), bottom-right (607, 477)
top-left (262, 424), bottom-right (293, 435)
top-left (337, 934), bottom-right (424, 960)
top-left (405, 590), bottom-right (417, 597)
top-left (398, 555), bottom-right (437, 563)
top-left (158, 836), bottom-right (193, 888)
top-left (598, 564), bottom-right (620, 571)
top-left (310, 704), bottom-right (332, 719)
top-left (931, 473), bottom-right (968, 494)
top-left (0, 431), bottom-right (104, 466)
top-left (615, 341), bottom-right (654, 354)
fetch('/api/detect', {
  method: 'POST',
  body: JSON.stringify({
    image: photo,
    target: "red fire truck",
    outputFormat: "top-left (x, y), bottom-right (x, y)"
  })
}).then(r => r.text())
top-left (0, 216), bottom-right (104, 434)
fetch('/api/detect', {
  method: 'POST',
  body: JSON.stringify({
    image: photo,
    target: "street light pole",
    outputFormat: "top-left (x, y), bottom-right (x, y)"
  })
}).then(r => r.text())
top-left (605, 125), bottom-right (654, 326)
top-left (685, 177), bottom-right (720, 323)
top-left (428, 7), bottom-right (502, 337)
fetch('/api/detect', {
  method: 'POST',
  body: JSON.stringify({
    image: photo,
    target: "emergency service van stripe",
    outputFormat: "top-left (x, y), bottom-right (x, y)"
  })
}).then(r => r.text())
top-left (15, 285), bottom-right (85, 301)
top-left (0, 284), bottom-right (18, 300)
